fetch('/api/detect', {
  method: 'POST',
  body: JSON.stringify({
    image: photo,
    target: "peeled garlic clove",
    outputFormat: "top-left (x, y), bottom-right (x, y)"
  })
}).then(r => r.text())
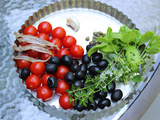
top-left (67, 17), bottom-right (80, 32)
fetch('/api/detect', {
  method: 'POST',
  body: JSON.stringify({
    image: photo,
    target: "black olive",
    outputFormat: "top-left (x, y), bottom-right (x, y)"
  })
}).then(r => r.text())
top-left (47, 76), bottom-right (58, 90)
top-left (88, 65), bottom-right (100, 75)
top-left (72, 59), bottom-right (79, 64)
top-left (69, 63), bottom-right (80, 73)
top-left (87, 101), bottom-right (97, 111)
top-left (86, 73), bottom-right (94, 79)
top-left (82, 54), bottom-right (91, 64)
top-left (75, 71), bottom-right (86, 80)
top-left (45, 63), bottom-right (58, 74)
top-left (20, 68), bottom-right (30, 80)
top-left (86, 44), bottom-right (95, 51)
top-left (61, 55), bottom-right (73, 67)
top-left (80, 79), bottom-right (85, 83)
top-left (64, 71), bottom-right (75, 84)
top-left (98, 98), bottom-right (111, 109)
top-left (97, 59), bottom-right (108, 70)
top-left (106, 81), bottom-right (116, 93)
top-left (111, 89), bottom-right (123, 102)
top-left (97, 91), bottom-right (108, 99)
top-left (74, 102), bottom-right (86, 112)
top-left (79, 64), bottom-right (88, 73)
top-left (49, 56), bottom-right (61, 66)
top-left (73, 80), bottom-right (84, 88)
top-left (92, 53), bottom-right (103, 63)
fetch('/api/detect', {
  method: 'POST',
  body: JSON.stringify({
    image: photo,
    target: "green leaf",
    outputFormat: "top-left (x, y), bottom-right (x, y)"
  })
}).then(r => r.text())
top-left (99, 45), bottom-right (119, 53)
top-left (66, 89), bottom-right (70, 94)
top-left (125, 46), bottom-right (139, 66)
top-left (131, 75), bottom-right (143, 83)
top-left (82, 101), bottom-right (87, 107)
top-left (88, 43), bottom-right (106, 57)
top-left (104, 27), bottom-right (112, 39)
top-left (89, 96), bottom-right (94, 103)
top-left (96, 37), bottom-right (107, 43)
top-left (119, 25), bottom-right (131, 34)
top-left (147, 36), bottom-right (160, 54)
top-left (112, 32), bottom-right (122, 40)
top-left (121, 31), bottom-right (138, 43)
top-left (75, 91), bottom-right (81, 97)
top-left (138, 31), bottom-right (153, 45)
top-left (146, 47), bottom-right (160, 54)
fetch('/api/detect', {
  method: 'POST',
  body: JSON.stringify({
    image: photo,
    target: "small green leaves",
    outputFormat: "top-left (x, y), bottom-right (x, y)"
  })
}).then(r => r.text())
top-left (138, 31), bottom-right (153, 45)
top-left (131, 75), bottom-right (143, 83)
top-left (121, 31), bottom-right (138, 43)
top-left (125, 46), bottom-right (140, 67)
top-left (99, 45), bottom-right (119, 53)
top-left (88, 43), bottom-right (106, 57)
top-left (146, 35), bottom-right (160, 54)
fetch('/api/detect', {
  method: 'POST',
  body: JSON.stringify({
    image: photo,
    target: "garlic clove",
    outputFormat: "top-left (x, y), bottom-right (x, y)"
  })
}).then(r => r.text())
top-left (66, 17), bottom-right (80, 32)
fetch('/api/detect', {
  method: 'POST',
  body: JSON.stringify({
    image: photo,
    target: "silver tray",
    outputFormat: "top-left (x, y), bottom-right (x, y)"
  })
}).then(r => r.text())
top-left (12, 0), bottom-right (160, 120)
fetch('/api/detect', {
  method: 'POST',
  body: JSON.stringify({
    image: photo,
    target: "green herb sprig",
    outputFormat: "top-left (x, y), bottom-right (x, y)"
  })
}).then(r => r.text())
top-left (67, 25), bottom-right (160, 107)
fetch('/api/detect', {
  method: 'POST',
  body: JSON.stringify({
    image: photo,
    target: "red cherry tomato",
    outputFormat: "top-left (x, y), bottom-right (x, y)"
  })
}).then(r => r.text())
top-left (27, 50), bottom-right (41, 58)
top-left (16, 55), bottom-right (31, 69)
top-left (41, 73), bottom-right (55, 86)
top-left (56, 48), bottom-right (70, 59)
top-left (40, 50), bottom-right (55, 61)
top-left (62, 35), bottom-right (77, 48)
top-left (70, 45), bottom-right (84, 59)
top-left (25, 75), bottom-right (41, 90)
top-left (55, 80), bottom-right (70, 95)
top-left (59, 94), bottom-right (73, 110)
top-left (37, 33), bottom-right (50, 41)
top-left (30, 62), bottom-right (45, 76)
top-left (49, 38), bottom-right (62, 52)
top-left (38, 21), bottom-right (52, 35)
top-left (37, 86), bottom-right (53, 101)
top-left (19, 42), bottom-right (30, 46)
top-left (55, 65), bottom-right (70, 80)
top-left (23, 26), bottom-right (38, 36)
top-left (51, 27), bottom-right (66, 40)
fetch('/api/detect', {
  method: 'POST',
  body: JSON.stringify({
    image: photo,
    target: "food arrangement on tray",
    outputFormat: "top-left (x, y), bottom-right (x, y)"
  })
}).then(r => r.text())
top-left (11, 0), bottom-right (160, 119)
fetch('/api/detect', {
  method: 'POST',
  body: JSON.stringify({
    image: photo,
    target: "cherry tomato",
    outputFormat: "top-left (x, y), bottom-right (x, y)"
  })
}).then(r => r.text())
top-left (19, 42), bottom-right (30, 46)
top-left (23, 26), bottom-right (38, 36)
top-left (37, 33), bottom-right (50, 41)
top-left (55, 80), bottom-right (70, 95)
top-left (37, 86), bottom-right (53, 101)
top-left (51, 27), bottom-right (66, 40)
top-left (27, 50), bottom-right (41, 58)
top-left (38, 21), bottom-right (52, 35)
top-left (59, 94), bottom-right (73, 110)
top-left (56, 48), bottom-right (70, 59)
top-left (70, 45), bottom-right (84, 59)
top-left (25, 75), bottom-right (41, 90)
top-left (41, 73), bottom-right (55, 86)
top-left (55, 65), bottom-right (70, 80)
top-left (40, 50), bottom-right (55, 61)
top-left (49, 38), bottom-right (62, 52)
top-left (62, 35), bottom-right (77, 48)
top-left (30, 62), bottom-right (45, 76)
top-left (16, 55), bottom-right (31, 69)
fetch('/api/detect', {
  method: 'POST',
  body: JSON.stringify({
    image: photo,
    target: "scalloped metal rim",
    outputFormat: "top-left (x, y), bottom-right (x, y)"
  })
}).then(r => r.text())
top-left (15, 0), bottom-right (138, 119)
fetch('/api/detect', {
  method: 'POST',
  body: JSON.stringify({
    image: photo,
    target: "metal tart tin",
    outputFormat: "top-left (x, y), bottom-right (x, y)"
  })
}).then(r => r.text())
top-left (13, 0), bottom-right (158, 119)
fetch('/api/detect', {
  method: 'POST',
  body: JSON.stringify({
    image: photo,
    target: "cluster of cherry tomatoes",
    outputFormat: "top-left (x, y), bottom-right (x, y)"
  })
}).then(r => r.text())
top-left (16, 21), bottom-right (84, 110)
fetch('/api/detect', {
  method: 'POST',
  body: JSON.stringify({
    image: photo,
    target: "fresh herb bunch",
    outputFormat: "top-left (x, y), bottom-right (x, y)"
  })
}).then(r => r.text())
top-left (67, 25), bottom-right (160, 107)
